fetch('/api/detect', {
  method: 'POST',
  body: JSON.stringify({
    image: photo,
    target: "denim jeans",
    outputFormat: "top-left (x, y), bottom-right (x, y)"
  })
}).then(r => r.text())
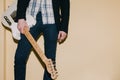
top-left (14, 12), bottom-right (58, 80)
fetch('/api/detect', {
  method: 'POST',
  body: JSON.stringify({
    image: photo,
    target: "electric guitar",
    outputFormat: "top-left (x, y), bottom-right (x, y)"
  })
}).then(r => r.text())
top-left (1, 0), bottom-right (36, 40)
top-left (1, 0), bottom-right (58, 79)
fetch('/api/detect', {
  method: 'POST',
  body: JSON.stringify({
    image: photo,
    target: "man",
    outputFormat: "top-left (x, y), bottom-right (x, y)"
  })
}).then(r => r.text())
top-left (14, 0), bottom-right (70, 80)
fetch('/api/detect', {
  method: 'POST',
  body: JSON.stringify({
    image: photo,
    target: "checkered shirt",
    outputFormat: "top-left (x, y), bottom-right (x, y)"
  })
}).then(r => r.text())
top-left (26, 0), bottom-right (55, 24)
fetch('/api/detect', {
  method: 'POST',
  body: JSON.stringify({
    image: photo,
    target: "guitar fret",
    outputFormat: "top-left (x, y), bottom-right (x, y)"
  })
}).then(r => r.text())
top-left (24, 28), bottom-right (46, 60)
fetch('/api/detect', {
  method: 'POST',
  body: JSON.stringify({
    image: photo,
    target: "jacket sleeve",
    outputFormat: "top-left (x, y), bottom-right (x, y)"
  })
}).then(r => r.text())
top-left (59, 0), bottom-right (70, 33)
top-left (16, 0), bottom-right (30, 22)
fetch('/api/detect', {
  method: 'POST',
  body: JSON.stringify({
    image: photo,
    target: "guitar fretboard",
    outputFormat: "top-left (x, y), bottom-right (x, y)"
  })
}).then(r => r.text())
top-left (23, 27), bottom-right (47, 62)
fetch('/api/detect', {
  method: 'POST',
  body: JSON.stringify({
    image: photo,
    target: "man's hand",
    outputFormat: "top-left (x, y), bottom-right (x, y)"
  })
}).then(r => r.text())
top-left (58, 31), bottom-right (67, 43)
top-left (17, 19), bottom-right (29, 34)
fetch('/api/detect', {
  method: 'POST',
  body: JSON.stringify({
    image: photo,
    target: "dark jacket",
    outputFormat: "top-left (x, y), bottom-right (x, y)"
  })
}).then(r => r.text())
top-left (16, 0), bottom-right (70, 33)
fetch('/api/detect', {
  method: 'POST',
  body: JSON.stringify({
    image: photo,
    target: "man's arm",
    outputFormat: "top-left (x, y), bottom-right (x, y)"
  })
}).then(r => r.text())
top-left (59, 0), bottom-right (70, 33)
top-left (16, 0), bottom-right (30, 21)
top-left (16, 0), bottom-right (30, 33)
top-left (58, 0), bottom-right (70, 43)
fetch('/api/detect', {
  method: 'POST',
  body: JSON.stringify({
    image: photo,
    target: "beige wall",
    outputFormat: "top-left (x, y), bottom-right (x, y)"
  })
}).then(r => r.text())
top-left (0, 0), bottom-right (120, 80)
top-left (0, 0), bottom-right (5, 80)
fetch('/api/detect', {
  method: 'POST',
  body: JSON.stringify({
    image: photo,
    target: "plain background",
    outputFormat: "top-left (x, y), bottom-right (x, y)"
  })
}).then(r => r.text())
top-left (0, 0), bottom-right (120, 80)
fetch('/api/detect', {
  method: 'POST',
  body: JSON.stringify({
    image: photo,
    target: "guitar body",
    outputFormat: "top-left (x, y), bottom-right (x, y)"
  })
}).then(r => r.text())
top-left (1, 0), bottom-right (58, 79)
top-left (1, 0), bottom-right (36, 40)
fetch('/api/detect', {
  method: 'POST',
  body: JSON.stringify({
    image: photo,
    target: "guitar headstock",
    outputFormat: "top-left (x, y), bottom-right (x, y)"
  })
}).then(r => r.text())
top-left (45, 59), bottom-right (58, 79)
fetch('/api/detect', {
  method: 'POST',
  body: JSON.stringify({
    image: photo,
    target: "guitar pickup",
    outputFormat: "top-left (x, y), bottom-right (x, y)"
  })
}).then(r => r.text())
top-left (4, 16), bottom-right (12, 26)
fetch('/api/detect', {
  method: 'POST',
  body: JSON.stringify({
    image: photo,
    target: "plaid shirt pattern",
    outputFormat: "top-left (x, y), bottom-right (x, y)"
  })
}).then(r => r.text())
top-left (26, 0), bottom-right (55, 24)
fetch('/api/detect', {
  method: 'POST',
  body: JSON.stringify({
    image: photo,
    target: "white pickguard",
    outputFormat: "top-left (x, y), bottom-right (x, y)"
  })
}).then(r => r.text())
top-left (1, 0), bottom-right (36, 40)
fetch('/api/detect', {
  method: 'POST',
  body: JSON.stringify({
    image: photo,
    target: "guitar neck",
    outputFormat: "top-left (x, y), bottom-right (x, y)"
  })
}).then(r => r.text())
top-left (23, 27), bottom-right (47, 62)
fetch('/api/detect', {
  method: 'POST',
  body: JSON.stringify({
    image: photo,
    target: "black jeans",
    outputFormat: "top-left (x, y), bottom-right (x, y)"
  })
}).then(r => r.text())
top-left (14, 12), bottom-right (58, 80)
